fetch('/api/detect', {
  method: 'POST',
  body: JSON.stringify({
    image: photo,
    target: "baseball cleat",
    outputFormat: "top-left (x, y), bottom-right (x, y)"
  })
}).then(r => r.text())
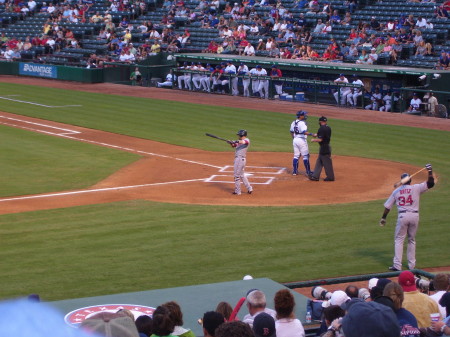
top-left (292, 173), bottom-right (297, 176)
top-left (324, 178), bottom-right (335, 181)
top-left (388, 266), bottom-right (401, 271)
top-left (232, 192), bottom-right (241, 195)
top-left (308, 176), bottom-right (319, 181)
top-left (247, 190), bottom-right (252, 194)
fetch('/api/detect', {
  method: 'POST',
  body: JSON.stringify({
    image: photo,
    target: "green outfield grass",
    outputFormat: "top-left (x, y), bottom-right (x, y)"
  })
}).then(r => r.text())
top-left (0, 83), bottom-right (449, 301)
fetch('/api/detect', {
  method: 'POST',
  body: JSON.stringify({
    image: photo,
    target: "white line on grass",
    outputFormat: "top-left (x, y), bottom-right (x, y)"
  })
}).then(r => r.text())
top-left (0, 115), bottom-right (223, 169)
top-left (0, 96), bottom-right (81, 108)
top-left (0, 178), bottom-right (207, 202)
top-left (0, 115), bottom-right (80, 134)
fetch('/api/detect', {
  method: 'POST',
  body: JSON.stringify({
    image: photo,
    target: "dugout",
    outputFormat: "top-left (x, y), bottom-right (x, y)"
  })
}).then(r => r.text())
top-left (172, 52), bottom-right (450, 112)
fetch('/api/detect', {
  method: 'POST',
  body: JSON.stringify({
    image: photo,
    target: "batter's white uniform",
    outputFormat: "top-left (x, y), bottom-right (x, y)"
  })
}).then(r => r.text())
top-left (290, 118), bottom-right (310, 175)
top-left (384, 182), bottom-right (429, 270)
top-left (232, 138), bottom-right (252, 195)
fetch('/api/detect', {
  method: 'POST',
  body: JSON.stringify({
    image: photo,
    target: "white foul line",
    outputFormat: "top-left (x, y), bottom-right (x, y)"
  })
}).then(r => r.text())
top-left (0, 115), bottom-right (80, 134)
top-left (0, 96), bottom-right (81, 108)
top-left (0, 115), bottom-right (223, 169)
top-left (0, 179), bottom-right (207, 203)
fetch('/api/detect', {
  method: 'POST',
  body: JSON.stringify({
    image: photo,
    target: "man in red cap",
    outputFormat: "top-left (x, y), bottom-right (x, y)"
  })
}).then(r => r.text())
top-left (398, 271), bottom-right (441, 328)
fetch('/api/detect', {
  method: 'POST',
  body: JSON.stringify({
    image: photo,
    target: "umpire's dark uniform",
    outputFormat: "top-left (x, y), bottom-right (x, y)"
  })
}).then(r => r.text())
top-left (309, 116), bottom-right (335, 181)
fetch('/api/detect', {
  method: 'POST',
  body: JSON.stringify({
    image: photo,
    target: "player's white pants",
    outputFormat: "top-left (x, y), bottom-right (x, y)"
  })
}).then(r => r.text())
top-left (293, 137), bottom-right (309, 159)
top-left (334, 89), bottom-right (351, 105)
top-left (242, 78), bottom-right (250, 97)
top-left (252, 80), bottom-right (260, 96)
top-left (365, 102), bottom-right (379, 110)
top-left (231, 77), bottom-right (239, 96)
top-left (347, 91), bottom-right (362, 106)
top-left (275, 84), bottom-right (283, 95)
top-left (177, 75), bottom-right (186, 89)
top-left (157, 81), bottom-right (173, 88)
top-left (184, 74), bottom-right (192, 90)
top-left (200, 76), bottom-right (210, 91)
top-left (192, 75), bottom-right (202, 89)
top-left (258, 80), bottom-right (269, 99)
top-left (234, 156), bottom-right (252, 194)
top-left (221, 79), bottom-right (230, 92)
top-left (393, 212), bottom-right (418, 270)
top-left (379, 103), bottom-right (392, 112)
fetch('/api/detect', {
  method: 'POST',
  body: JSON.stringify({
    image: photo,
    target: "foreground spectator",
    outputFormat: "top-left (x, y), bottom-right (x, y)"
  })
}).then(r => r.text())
top-left (399, 270), bottom-right (441, 328)
top-left (274, 289), bottom-right (305, 337)
top-left (342, 301), bottom-right (400, 337)
top-left (429, 273), bottom-right (449, 318)
top-left (162, 301), bottom-right (195, 337)
top-left (136, 315), bottom-right (153, 337)
top-left (253, 312), bottom-right (276, 337)
top-left (383, 282), bottom-right (421, 336)
top-left (81, 311), bottom-right (140, 337)
top-left (215, 321), bottom-right (254, 337)
top-left (151, 306), bottom-right (177, 337)
top-left (243, 289), bottom-right (276, 327)
top-left (202, 311), bottom-right (225, 337)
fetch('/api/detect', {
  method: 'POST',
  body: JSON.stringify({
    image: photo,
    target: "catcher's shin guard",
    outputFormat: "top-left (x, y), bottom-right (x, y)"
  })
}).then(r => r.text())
top-left (292, 158), bottom-right (299, 175)
top-left (303, 155), bottom-right (311, 175)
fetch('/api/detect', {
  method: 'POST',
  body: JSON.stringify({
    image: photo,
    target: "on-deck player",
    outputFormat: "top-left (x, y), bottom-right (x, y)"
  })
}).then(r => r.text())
top-left (379, 164), bottom-right (434, 271)
top-left (290, 110), bottom-right (311, 176)
top-left (228, 129), bottom-right (253, 195)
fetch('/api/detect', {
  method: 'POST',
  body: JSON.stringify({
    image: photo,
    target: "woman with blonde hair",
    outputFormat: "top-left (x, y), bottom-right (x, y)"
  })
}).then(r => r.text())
top-left (383, 282), bottom-right (420, 335)
top-left (274, 289), bottom-right (305, 337)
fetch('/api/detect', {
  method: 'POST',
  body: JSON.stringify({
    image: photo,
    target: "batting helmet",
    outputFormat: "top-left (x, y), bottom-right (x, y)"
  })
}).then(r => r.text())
top-left (401, 173), bottom-right (411, 184)
top-left (237, 129), bottom-right (247, 137)
top-left (296, 110), bottom-right (307, 118)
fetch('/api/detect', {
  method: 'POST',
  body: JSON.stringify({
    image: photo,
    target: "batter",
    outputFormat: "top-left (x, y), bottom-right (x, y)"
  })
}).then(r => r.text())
top-left (289, 110), bottom-right (311, 176)
top-left (379, 164), bottom-right (434, 271)
top-left (228, 129), bottom-right (253, 195)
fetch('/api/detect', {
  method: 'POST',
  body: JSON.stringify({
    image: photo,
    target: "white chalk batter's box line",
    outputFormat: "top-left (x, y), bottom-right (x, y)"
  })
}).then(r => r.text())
top-left (219, 166), bottom-right (286, 174)
top-left (204, 175), bottom-right (275, 185)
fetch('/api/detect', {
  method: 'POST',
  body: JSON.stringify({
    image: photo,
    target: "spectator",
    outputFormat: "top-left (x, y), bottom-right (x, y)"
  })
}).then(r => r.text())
top-left (243, 42), bottom-right (255, 56)
top-left (383, 282), bottom-right (421, 336)
top-left (243, 289), bottom-right (276, 327)
top-left (253, 313), bottom-right (276, 337)
top-left (341, 301), bottom-right (400, 337)
top-left (313, 19), bottom-right (325, 33)
top-left (162, 301), bottom-right (195, 337)
top-left (345, 285), bottom-right (359, 299)
top-left (151, 306), bottom-right (177, 337)
top-left (136, 315), bottom-right (153, 337)
top-left (319, 305), bottom-right (346, 337)
top-left (203, 311), bottom-right (225, 337)
top-left (273, 289), bottom-right (305, 337)
top-left (215, 321), bottom-right (254, 337)
top-left (429, 273), bottom-right (449, 317)
top-left (436, 50), bottom-right (449, 69)
top-left (398, 270), bottom-right (441, 328)
top-left (370, 16), bottom-right (381, 30)
top-left (366, 48), bottom-right (378, 64)
top-left (81, 311), bottom-right (140, 337)
top-left (215, 302), bottom-right (233, 321)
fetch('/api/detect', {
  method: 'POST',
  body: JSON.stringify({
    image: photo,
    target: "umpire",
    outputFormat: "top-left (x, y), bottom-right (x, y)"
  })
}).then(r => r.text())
top-left (309, 116), bottom-right (335, 181)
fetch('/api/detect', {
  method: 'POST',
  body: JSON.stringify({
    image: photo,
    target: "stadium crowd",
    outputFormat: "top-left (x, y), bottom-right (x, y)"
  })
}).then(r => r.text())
top-left (0, 0), bottom-right (450, 69)
top-left (1, 271), bottom-right (449, 337)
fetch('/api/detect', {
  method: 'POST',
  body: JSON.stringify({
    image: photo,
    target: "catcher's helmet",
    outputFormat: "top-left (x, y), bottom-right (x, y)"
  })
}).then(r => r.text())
top-left (401, 173), bottom-right (411, 184)
top-left (296, 110), bottom-right (307, 118)
top-left (237, 129), bottom-right (247, 137)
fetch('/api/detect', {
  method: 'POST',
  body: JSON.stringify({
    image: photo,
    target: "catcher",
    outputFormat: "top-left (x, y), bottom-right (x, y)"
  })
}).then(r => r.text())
top-left (228, 130), bottom-right (253, 195)
top-left (379, 164), bottom-right (434, 271)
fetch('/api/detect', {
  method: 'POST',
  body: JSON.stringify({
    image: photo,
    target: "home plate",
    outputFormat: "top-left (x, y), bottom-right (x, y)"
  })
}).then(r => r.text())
top-left (204, 175), bottom-right (275, 185)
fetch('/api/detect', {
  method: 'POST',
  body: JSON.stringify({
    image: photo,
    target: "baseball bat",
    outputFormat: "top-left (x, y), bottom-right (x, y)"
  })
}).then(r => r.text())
top-left (393, 167), bottom-right (427, 188)
top-left (205, 133), bottom-right (229, 142)
top-left (228, 297), bottom-right (246, 322)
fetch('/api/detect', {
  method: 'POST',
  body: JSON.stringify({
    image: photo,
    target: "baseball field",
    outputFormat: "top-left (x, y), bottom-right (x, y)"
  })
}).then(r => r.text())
top-left (0, 77), bottom-right (449, 301)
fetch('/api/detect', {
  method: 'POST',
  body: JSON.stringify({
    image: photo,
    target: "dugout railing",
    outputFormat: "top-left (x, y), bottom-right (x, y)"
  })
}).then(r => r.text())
top-left (174, 69), bottom-right (366, 107)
